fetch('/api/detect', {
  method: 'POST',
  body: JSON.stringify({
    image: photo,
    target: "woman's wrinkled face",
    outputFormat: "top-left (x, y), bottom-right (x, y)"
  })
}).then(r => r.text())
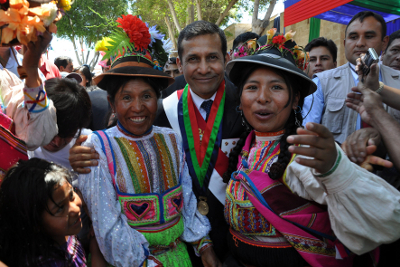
top-left (111, 79), bottom-right (158, 136)
top-left (240, 67), bottom-right (298, 133)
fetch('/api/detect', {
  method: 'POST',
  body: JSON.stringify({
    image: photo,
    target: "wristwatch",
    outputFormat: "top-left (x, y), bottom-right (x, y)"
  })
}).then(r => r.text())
top-left (375, 81), bottom-right (384, 94)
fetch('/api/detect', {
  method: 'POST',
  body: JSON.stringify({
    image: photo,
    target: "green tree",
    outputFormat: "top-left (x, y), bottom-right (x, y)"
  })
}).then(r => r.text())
top-left (131, 0), bottom-right (241, 50)
top-left (56, 0), bottom-right (128, 69)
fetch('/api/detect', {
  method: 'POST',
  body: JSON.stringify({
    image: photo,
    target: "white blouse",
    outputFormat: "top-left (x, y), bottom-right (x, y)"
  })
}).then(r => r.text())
top-left (284, 143), bottom-right (400, 255)
top-left (0, 68), bottom-right (57, 150)
top-left (78, 126), bottom-right (211, 267)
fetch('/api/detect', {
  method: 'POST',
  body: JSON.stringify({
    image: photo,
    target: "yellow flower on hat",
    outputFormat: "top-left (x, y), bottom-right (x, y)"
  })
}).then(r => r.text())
top-left (266, 28), bottom-right (277, 43)
top-left (247, 38), bottom-right (257, 50)
top-left (284, 30), bottom-right (296, 42)
top-left (95, 37), bottom-right (112, 52)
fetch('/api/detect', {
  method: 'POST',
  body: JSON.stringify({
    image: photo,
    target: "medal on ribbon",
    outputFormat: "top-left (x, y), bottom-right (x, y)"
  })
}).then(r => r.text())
top-left (178, 82), bottom-right (225, 214)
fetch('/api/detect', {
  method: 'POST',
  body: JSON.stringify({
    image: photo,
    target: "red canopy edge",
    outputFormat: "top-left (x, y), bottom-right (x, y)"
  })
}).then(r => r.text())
top-left (284, 0), bottom-right (353, 27)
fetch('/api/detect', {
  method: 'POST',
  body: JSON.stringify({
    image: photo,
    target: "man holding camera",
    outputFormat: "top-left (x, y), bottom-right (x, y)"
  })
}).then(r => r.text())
top-left (302, 11), bottom-right (400, 144)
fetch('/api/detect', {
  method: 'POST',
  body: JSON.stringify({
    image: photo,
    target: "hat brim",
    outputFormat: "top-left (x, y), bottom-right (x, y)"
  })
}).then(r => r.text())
top-left (94, 66), bottom-right (175, 90)
top-left (226, 54), bottom-right (316, 98)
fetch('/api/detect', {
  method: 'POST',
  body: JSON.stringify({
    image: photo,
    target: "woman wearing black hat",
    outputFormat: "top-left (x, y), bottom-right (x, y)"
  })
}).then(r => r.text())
top-left (77, 16), bottom-right (215, 267)
top-left (222, 32), bottom-right (400, 267)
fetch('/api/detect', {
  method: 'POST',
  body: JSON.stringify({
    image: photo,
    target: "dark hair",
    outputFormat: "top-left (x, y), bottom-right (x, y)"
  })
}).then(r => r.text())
top-left (54, 56), bottom-right (72, 69)
top-left (345, 11), bottom-right (386, 40)
top-left (223, 65), bottom-right (304, 183)
top-left (0, 159), bottom-right (73, 266)
top-left (385, 29), bottom-right (400, 52)
top-left (178, 20), bottom-right (227, 61)
top-left (102, 76), bottom-right (164, 105)
top-left (305, 37), bottom-right (338, 62)
top-left (45, 78), bottom-right (92, 138)
top-left (232, 32), bottom-right (260, 50)
top-left (167, 57), bottom-right (177, 65)
top-left (74, 65), bottom-right (92, 87)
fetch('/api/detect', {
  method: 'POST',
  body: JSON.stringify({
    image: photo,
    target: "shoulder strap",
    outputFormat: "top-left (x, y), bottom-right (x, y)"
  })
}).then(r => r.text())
top-left (94, 131), bottom-right (119, 195)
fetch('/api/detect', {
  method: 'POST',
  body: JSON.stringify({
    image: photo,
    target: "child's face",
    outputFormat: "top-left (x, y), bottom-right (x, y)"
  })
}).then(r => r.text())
top-left (42, 179), bottom-right (82, 245)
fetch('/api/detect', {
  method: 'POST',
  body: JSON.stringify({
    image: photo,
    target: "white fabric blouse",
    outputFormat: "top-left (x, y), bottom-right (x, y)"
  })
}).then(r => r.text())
top-left (78, 126), bottom-right (211, 267)
top-left (284, 143), bottom-right (400, 255)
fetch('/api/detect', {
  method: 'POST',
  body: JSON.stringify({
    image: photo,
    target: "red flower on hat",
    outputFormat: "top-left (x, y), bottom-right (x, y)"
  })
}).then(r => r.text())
top-left (272, 35), bottom-right (286, 45)
top-left (116, 15), bottom-right (151, 51)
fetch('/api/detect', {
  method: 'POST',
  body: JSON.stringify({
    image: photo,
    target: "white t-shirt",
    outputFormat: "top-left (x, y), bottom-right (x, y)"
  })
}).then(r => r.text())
top-left (28, 128), bottom-right (92, 169)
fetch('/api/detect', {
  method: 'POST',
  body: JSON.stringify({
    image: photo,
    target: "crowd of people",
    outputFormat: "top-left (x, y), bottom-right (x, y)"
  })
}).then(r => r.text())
top-left (1, 9), bottom-right (400, 267)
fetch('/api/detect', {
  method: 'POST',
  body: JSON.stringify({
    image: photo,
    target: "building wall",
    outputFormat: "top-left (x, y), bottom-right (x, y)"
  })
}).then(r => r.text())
top-left (282, 12), bottom-right (347, 66)
top-left (320, 19), bottom-right (347, 66)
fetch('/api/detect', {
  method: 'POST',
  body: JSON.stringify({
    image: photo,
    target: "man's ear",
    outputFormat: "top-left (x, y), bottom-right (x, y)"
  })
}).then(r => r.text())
top-left (176, 57), bottom-right (183, 73)
top-left (225, 53), bottom-right (230, 66)
top-left (382, 35), bottom-right (390, 52)
top-left (333, 61), bottom-right (337, 68)
top-left (60, 66), bottom-right (65, 72)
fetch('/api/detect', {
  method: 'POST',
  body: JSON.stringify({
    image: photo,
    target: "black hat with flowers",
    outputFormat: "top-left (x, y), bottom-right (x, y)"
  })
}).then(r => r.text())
top-left (93, 14), bottom-right (174, 90)
top-left (226, 29), bottom-right (316, 98)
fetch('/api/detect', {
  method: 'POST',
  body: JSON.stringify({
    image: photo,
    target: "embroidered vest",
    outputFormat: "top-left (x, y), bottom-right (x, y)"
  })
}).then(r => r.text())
top-left (95, 130), bottom-right (184, 247)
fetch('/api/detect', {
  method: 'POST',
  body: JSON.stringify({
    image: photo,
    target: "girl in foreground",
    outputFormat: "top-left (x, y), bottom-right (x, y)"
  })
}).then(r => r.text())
top-left (0, 158), bottom-right (86, 266)
top-left (222, 34), bottom-right (400, 267)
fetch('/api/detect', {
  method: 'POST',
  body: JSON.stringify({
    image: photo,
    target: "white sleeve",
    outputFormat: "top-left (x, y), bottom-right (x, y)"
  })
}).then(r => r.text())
top-left (1, 69), bottom-right (57, 150)
top-left (285, 143), bottom-right (400, 255)
top-left (78, 133), bottom-right (150, 267)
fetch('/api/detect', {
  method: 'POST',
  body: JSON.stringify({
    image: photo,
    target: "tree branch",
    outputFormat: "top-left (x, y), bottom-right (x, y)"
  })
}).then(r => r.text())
top-left (165, 15), bottom-right (177, 50)
top-left (69, 35), bottom-right (82, 66)
top-left (252, 0), bottom-right (277, 35)
top-left (252, 0), bottom-right (260, 25)
top-left (261, 0), bottom-right (276, 27)
top-left (216, 0), bottom-right (238, 26)
top-left (166, 0), bottom-right (181, 32)
top-left (195, 0), bottom-right (202, 20)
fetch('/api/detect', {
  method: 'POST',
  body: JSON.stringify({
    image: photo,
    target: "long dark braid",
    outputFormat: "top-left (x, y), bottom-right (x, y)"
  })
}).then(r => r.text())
top-left (268, 109), bottom-right (303, 179)
top-left (223, 128), bottom-right (251, 183)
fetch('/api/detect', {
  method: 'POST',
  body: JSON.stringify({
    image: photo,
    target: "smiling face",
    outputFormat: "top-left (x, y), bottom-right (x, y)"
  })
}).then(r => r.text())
top-left (177, 33), bottom-right (228, 99)
top-left (42, 179), bottom-right (82, 245)
top-left (344, 16), bottom-right (388, 65)
top-left (240, 67), bottom-right (299, 133)
top-left (307, 46), bottom-right (337, 78)
top-left (110, 79), bottom-right (158, 136)
top-left (382, 38), bottom-right (400, 70)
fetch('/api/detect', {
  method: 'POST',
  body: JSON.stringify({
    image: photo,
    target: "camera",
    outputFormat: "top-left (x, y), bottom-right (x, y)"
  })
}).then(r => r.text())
top-left (362, 48), bottom-right (379, 75)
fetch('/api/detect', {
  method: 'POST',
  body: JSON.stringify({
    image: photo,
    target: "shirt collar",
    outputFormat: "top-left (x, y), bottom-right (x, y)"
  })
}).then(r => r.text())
top-left (189, 88), bottom-right (217, 112)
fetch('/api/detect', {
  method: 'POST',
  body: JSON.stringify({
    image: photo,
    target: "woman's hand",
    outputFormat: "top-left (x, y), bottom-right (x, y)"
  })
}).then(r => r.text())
top-left (69, 135), bottom-right (99, 174)
top-left (287, 123), bottom-right (337, 174)
top-left (201, 247), bottom-right (222, 267)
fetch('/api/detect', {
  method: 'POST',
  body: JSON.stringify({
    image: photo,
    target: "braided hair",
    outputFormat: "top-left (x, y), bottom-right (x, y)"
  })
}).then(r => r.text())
top-left (222, 65), bottom-right (304, 182)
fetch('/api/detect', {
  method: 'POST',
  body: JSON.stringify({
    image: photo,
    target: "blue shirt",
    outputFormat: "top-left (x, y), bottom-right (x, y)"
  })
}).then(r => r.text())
top-left (302, 64), bottom-right (382, 130)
